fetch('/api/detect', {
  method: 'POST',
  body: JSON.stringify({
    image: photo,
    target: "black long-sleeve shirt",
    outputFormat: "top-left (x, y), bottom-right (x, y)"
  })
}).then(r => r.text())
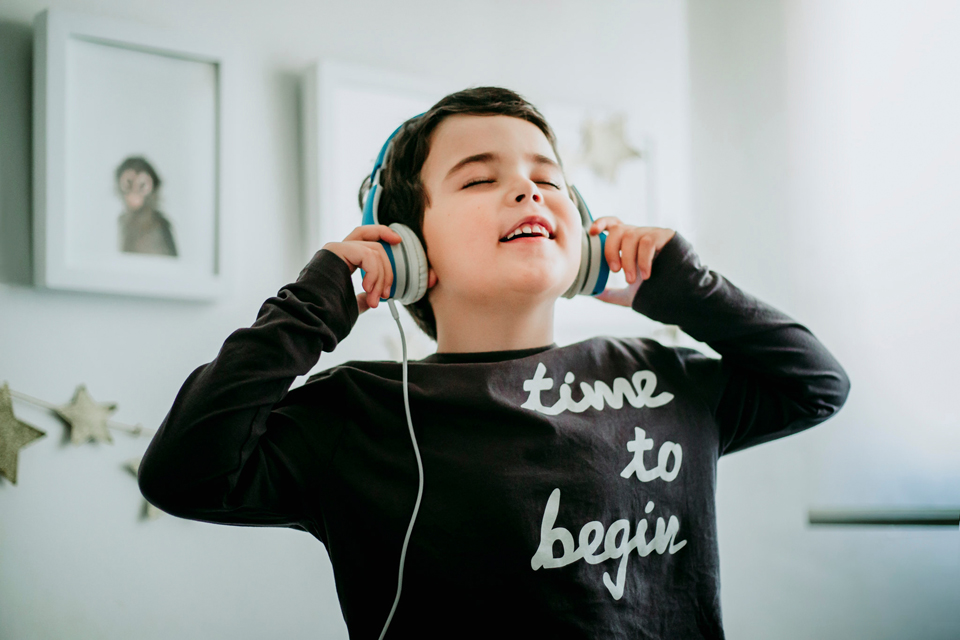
top-left (139, 232), bottom-right (850, 639)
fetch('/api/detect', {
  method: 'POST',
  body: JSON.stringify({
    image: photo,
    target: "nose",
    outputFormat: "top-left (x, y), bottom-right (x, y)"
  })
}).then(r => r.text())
top-left (510, 178), bottom-right (543, 205)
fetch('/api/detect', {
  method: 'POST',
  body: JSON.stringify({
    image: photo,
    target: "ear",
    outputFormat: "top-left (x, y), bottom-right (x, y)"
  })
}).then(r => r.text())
top-left (427, 266), bottom-right (438, 289)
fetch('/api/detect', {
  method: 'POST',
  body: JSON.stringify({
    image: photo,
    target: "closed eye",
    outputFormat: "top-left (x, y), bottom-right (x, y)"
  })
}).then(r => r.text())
top-left (463, 179), bottom-right (495, 188)
top-left (463, 179), bottom-right (560, 189)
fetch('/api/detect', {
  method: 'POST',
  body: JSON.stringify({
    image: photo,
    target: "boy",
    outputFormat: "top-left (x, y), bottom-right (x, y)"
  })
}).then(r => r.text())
top-left (139, 87), bottom-right (850, 639)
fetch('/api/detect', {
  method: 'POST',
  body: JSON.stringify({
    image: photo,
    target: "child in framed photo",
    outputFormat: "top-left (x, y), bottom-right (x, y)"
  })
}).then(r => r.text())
top-left (115, 155), bottom-right (178, 257)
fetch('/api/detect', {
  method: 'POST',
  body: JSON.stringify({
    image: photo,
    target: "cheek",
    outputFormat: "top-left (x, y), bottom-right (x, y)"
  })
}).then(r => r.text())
top-left (423, 203), bottom-right (491, 259)
top-left (430, 222), bottom-right (494, 281)
top-left (558, 204), bottom-right (584, 252)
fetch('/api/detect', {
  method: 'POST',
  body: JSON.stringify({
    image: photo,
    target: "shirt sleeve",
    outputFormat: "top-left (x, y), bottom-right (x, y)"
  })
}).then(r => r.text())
top-left (138, 249), bottom-right (359, 528)
top-left (631, 232), bottom-right (851, 455)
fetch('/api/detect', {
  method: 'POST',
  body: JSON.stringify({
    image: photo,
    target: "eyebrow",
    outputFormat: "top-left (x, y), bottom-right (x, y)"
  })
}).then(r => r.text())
top-left (444, 152), bottom-right (560, 180)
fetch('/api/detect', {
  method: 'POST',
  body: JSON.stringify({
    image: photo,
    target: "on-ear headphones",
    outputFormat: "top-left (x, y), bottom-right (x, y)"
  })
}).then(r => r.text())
top-left (361, 119), bottom-right (610, 303)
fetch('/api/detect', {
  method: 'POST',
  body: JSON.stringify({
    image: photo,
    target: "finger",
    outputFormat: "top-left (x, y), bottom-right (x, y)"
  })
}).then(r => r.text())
top-left (361, 256), bottom-right (381, 309)
top-left (344, 224), bottom-right (399, 243)
top-left (653, 228), bottom-right (676, 256)
top-left (589, 216), bottom-right (622, 235)
top-left (370, 257), bottom-right (385, 308)
top-left (356, 292), bottom-right (371, 314)
top-left (345, 224), bottom-right (403, 244)
top-left (604, 225), bottom-right (628, 272)
top-left (361, 239), bottom-right (391, 302)
top-left (638, 234), bottom-right (657, 280)
top-left (620, 229), bottom-right (642, 283)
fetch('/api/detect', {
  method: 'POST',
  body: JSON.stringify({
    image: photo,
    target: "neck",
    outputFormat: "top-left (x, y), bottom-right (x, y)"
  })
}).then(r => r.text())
top-left (432, 296), bottom-right (556, 353)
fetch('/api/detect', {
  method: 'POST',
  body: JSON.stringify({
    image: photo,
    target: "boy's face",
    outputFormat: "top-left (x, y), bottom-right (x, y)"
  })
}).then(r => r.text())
top-left (420, 114), bottom-right (582, 306)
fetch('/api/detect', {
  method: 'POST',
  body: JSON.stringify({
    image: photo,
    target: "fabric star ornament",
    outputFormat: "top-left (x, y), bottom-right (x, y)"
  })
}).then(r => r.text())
top-left (580, 113), bottom-right (642, 183)
top-left (56, 384), bottom-right (116, 445)
top-left (0, 382), bottom-right (46, 484)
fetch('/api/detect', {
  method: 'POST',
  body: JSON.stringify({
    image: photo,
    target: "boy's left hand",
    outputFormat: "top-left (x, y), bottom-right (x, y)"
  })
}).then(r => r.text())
top-left (588, 217), bottom-right (676, 307)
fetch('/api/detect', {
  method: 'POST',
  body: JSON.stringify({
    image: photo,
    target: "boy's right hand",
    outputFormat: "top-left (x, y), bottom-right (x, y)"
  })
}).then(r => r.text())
top-left (323, 225), bottom-right (402, 313)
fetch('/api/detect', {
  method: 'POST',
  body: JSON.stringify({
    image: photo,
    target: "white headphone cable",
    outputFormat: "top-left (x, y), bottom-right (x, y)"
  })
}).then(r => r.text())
top-left (378, 299), bottom-right (424, 640)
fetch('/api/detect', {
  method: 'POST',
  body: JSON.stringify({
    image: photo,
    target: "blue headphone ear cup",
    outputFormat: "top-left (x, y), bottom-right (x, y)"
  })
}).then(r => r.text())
top-left (384, 222), bottom-right (429, 305)
top-left (584, 230), bottom-right (610, 296)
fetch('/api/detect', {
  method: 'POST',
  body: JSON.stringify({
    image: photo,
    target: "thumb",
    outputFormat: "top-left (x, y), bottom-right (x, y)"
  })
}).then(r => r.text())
top-left (356, 292), bottom-right (372, 314)
top-left (594, 279), bottom-right (641, 307)
top-left (594, 289), bottom-right (629, 307)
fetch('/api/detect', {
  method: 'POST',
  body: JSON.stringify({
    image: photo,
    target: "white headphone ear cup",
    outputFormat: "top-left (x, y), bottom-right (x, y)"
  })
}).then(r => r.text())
top-left (388, 223), bottom-right (429, 304)
top-left (581, 229), bottom-right (605, 296)
top-left (563, 229), bottom-right (591, 299)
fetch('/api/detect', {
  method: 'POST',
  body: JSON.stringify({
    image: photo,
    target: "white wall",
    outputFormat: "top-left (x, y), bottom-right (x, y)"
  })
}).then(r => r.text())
top-left (0, 1), bottom-right (691, 638)
top-left (689, 1), bottom-right (960, 638)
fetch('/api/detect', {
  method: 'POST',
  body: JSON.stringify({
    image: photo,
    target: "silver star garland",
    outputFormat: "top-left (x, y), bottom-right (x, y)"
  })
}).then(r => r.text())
top-left (0, 382), bottom-right (46, 484)
top-left (124, 456), bottom-right (164, 520)
top-left (56, 384), bottom-right (117, 445)
top-left (3, 382), bottom-right (157, 521)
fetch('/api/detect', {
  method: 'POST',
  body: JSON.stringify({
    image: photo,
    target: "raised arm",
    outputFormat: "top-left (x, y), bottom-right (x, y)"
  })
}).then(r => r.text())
top-left (139, 220), bottom-right (406, 528)
top-left (137, 249), bottom-right (361, 526)
top-left (630, 232), bottom-right (851, 455)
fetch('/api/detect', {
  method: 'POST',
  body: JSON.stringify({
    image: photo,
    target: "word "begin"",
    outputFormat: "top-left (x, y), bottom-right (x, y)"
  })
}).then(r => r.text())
top-left (531, 489), bottom-right (687, 600)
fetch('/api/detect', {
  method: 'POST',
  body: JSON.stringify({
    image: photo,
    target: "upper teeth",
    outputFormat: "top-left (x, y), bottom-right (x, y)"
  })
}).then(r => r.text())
top-left (505, 223), bottom-right (550, 240)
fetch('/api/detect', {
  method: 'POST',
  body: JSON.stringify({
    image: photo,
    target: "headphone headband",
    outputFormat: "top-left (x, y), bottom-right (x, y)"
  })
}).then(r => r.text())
top-left (362, 116), bottom-right (425, 227)
top-left (361, 114), bottom-right (607, 301)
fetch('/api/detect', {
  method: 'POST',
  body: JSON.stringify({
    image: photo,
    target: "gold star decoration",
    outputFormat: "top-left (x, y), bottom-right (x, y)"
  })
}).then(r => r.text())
top-left (124, 456), bottom-right (163, 520)
top-left (55, 384), bottom-right (116, 445)
top-left (580, 113), bottom-right (642, 183)
top-left (0, 382), bottom-right (46, 484)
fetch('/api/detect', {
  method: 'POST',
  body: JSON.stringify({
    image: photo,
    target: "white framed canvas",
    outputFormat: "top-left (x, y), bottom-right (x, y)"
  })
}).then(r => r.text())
top-left (300, 59), bottom-right (458, 266)
top-left (299, 60), bottom-right (457, 360)
top-left (33, 9), bottom-right (228, 300)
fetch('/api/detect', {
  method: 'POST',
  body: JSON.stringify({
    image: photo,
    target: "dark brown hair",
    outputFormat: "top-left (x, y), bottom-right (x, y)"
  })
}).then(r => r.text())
top-left (357, 86), bottom-right (563, 342)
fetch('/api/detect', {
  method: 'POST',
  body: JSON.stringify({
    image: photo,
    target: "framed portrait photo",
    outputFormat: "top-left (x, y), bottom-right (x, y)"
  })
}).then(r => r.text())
top-left (33, 9), bottom-right (227, 300)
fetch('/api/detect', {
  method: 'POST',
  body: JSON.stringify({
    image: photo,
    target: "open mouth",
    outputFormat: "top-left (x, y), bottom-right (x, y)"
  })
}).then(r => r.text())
top-left (499, 223), bottom-right (555, 242)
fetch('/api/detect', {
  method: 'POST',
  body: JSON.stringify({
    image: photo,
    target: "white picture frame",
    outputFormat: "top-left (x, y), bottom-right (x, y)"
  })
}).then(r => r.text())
top-left (33, 9), bottom-right (228, 300)
top-left (300, 59), bottom-right (457, 266)
top-left (299, 60), bottom-right (459, 360)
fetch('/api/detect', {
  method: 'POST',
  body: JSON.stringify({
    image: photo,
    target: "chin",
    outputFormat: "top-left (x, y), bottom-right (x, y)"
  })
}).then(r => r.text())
top-left (498, 272), bottom-right (569, 299)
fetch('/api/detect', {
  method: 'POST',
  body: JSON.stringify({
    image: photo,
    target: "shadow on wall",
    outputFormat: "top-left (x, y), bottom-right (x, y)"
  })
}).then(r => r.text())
top-left (0, 20), bottom-right (33, 287)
